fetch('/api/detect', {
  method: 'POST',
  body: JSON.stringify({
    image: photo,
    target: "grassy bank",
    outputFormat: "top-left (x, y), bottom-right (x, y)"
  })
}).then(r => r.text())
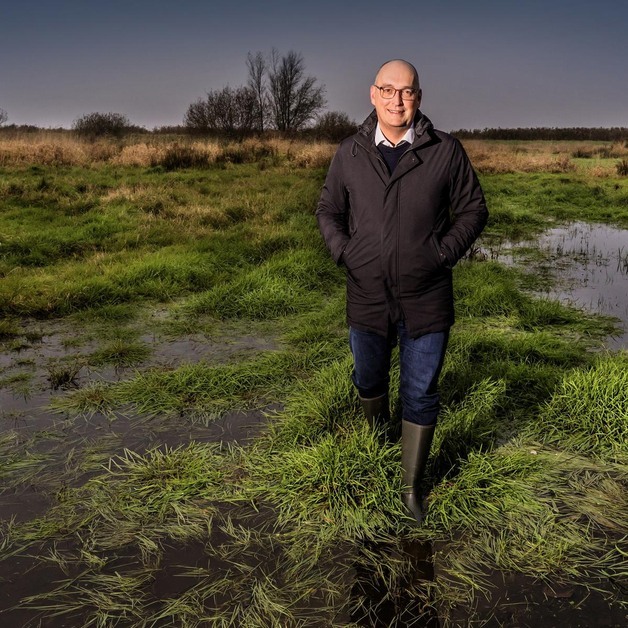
top-left (0, 139), bottom-right (627, 626)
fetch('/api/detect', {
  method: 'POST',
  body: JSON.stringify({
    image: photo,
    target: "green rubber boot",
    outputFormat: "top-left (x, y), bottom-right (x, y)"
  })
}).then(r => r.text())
top-left (401, 420), bottom-right (436, 525)
top-left (359, 393), bottom-right (390, 437)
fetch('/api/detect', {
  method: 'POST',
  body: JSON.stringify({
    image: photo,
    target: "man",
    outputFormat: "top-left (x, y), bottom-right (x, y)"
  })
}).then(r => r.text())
top-left (316, 59), bottom-right (488, 524)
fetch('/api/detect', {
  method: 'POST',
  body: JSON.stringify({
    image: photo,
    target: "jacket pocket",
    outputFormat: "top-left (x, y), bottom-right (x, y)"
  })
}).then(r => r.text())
top-left (343, 236), bottom-right (369, 270)
top-left (429, 232), bottom-right (445, 268)
top-left (344, 239), bottom-right (380, 277)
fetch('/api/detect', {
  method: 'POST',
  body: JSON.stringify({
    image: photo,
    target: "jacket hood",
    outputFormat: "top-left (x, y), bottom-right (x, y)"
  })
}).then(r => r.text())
top-left (357, 109), bottom-right (434, 142)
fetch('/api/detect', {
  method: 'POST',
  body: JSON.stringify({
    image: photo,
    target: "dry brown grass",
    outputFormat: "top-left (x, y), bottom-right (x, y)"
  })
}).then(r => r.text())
top-left (461, 139), bottom-right (628, 176)
top-left (0, 132), bottom-right (336, 169)
top-left (462, 140), bottom-right (575, 174)
top-left (290, 142), bottom-right (337, 168)
top-left (1, 132), bottom-right (625, 176)
top-left (111, 143), bottom-right (165, 167)
top-left (0, 137), bottom-right (110, 166)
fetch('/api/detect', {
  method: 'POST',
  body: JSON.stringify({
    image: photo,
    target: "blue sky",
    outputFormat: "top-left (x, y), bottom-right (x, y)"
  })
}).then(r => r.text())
top-left (1, 0), bottom-right (626, 131)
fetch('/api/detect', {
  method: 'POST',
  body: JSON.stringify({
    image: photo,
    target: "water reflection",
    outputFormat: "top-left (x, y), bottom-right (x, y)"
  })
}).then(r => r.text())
top-left (494, 222), bottom-right (628, 349)
top-left (350, 538), bottom-right (439, 627)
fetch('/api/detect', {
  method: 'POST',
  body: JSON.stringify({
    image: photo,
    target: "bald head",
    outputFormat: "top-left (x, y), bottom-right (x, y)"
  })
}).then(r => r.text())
top-left (375, 59), bottom-right (420, 90)
top-left (370, 59), bottom-right (422, 144)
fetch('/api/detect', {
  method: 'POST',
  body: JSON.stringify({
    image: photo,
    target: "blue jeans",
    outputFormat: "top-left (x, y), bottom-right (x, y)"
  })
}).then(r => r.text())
top-left (349, 322), bottom-right (449, 426)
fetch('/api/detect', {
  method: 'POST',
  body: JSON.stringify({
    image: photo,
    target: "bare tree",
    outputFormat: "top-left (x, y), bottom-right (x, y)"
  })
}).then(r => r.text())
top-left (246, 51), bottom-right (268, 133)
top-left (0, 108), bottom-right (7, 126)
top-left (184, 86), bottom-right (257, 136)
top-left (72, 112), bottom-right (130, 138)
top-left (232, 87), bottom-right (258, 135)
top-left (184, 98), bottom-right (211, 134)
top-left (312, 111), bottom-right (357, 141)
top-left (268, 49), bottom-right (326, 132)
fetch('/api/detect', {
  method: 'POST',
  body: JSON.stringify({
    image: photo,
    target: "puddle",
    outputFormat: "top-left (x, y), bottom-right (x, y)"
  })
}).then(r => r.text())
top-left (347, 538), bottom-right (439, 627)
top-left (0, 321), bottom-right (279, 437)
top-left (145, 333), bottom-right (278, 365)
top-left (493, 221), bottom-right (628, 349)
top-left (438, 564), bottom-right (628, 627)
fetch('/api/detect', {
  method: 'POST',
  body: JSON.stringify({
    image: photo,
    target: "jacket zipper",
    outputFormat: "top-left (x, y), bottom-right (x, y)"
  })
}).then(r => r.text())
top-left (396, 181), bottom-right (407, 321)
top-left (361, 141), bottom-right (411, 322)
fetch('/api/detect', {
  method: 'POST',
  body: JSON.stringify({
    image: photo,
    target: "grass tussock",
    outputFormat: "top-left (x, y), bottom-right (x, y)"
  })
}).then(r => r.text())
top-left (16, 443), bottom-right (232, 557)
top-left (52, 344), bottom-right (336, 420)
top-left (427, 445), bottom-right (627, 613)
top-left (289, 142), bottom-right (336, 168)
top-left (454, 261), bottom-right (610, 336)
top-left (186, 248), bottom-right (338, 320)
top-left (251, 422), bottom-right (405, 538)
top-left (89, 339), bottom-right (151, 368)
top-left (430, 378), bottom-right (506, 478)
top-left (529, 352), bottom-right (628, 462)
top-left (0, 318), bottom-right (21, 339)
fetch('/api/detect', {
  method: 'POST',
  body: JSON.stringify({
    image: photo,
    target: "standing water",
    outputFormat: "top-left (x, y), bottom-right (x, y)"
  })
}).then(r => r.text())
top-left (499, 221), bottom-right (628, 349)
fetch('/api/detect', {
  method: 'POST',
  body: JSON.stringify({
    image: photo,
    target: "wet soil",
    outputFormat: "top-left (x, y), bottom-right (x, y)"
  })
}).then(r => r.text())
top-left (438, 565), bottom-right (627, 627)
top-left (0, 318), bottom-right (280, 625)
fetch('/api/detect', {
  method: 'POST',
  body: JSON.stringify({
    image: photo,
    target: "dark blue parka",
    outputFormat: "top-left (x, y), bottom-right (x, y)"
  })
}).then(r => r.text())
top-left (316, 110), bottom-right (488, 338)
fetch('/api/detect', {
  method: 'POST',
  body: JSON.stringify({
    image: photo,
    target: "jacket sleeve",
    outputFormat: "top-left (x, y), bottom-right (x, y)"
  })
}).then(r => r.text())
top-left (440, 138), bottom-right (489, 267)
top-left (315, 146), bottom-right (350, 265)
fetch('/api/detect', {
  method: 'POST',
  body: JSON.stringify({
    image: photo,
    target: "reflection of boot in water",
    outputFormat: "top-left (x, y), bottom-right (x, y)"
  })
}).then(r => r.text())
top-left (401, 538), bottom-right (434, 582)
top-left (395, 538), bottom-right (440, 627)
top-left (349, 541), bottom-right (396, 627)
top-left (349, 539), bottom-right (440, 627)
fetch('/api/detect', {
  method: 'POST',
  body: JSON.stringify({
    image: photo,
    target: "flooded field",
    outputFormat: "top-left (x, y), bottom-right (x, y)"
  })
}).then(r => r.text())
top-left (1, 153), bottom-right (627, 626)
top-left (2, 239), bottom-right (626, 625)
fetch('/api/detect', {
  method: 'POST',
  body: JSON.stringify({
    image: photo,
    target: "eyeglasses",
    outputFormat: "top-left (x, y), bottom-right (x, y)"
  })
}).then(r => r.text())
top-left (373, 85), bottom-right (418, 100)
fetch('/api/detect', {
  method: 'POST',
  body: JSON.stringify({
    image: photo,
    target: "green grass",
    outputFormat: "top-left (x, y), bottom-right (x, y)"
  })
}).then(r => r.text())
top-left (88, 339), bottom-right (151, 368)
top-left (527, 352), bottom-right (628, 463)
top-left (480, 173), bottom-right (628, 240)
top-left (53, 342), bottom-right (339, 422)
top-left (0, 318), bottom-right (22, 339)
top-left (0, 163), bottom-right (325, 317)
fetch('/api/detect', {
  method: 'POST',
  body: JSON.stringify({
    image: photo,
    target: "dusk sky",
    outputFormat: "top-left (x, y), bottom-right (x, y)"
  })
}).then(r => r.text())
top-left (1, 0), bottom-right (627, 132)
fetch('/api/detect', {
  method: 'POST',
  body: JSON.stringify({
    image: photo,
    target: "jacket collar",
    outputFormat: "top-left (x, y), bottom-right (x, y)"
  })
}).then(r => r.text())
top-left (356, 109), bottom-right (434, 150)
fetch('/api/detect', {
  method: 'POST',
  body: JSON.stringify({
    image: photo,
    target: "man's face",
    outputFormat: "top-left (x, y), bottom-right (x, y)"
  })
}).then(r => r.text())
top-left (370, 62), bottom-right (421, 139)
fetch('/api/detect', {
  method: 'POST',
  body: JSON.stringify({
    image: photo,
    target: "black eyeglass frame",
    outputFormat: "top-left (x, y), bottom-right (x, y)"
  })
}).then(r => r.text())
top-left (373, 85), bottom-right (419, 100)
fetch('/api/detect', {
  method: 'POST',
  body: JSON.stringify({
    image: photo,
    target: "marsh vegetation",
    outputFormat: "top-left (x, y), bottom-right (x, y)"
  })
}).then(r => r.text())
top-left (0, 134), bottom-right (627, 626)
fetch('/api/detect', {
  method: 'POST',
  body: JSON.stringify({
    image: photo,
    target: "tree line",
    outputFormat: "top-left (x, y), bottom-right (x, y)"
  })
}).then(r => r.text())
top-left (452, 127), bottom-right (628, 142)
top-left (4, 67), bottom-right (628, 143)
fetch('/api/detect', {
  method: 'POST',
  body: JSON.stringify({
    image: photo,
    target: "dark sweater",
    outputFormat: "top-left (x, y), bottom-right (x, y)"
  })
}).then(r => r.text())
top-left (377, 142), bottom-right (408, 173)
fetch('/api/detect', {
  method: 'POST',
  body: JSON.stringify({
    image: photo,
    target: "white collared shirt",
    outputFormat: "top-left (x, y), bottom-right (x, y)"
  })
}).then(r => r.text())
top-left (375, 123), bottom-right (415, 147)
